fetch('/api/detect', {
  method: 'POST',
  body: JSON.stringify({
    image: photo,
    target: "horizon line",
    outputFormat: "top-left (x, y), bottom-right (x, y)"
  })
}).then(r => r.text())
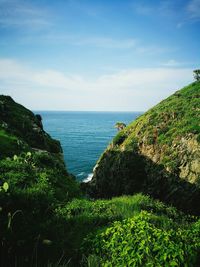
top-left (32, 110), bottom-right (145, 113)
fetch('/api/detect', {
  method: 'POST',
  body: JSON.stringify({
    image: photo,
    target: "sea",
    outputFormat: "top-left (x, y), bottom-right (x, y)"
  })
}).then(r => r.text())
top-left (37, 111), bottom-right (142, 181)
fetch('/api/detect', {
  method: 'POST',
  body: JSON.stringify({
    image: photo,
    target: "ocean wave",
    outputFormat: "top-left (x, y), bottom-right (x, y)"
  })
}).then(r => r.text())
top-left (77, 172), bottom-right (85, 177)
top-left (83, 173), bottom-right (93, 183)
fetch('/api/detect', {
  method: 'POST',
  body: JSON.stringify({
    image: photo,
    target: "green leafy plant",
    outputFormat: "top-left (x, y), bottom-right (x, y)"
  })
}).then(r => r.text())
top-left (83, 211), bottom-right (200, 266)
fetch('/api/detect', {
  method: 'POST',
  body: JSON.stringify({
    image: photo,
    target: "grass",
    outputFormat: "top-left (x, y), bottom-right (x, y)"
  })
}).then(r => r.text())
top-left (1, 84), bottom-right (200, 266)
top-left (90, 82), bottom-right (200, 205)
top-left (0, 129), bottom-right (25, 158)
top-left (53, 193), bottom-right (198, 266)
top-left (122, 82), bottom-right (200, 149)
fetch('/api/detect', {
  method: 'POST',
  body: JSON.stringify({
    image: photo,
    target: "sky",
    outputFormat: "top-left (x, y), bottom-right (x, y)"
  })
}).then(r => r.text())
top-left (0, 0), bottom-right (199, 111)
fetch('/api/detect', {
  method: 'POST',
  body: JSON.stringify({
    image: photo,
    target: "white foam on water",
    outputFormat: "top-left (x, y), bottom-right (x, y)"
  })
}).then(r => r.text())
top-left (83, 173), bottom-right (93, 183)
top-left (77, 172), bottom-right (85, 177)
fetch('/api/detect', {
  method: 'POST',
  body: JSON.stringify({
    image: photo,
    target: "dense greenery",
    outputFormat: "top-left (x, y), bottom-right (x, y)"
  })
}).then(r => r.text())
top-left (0, 95), bottom-right (81, 266)
top-left (89, 82), bottom-right (200, 212)
top-left (0, 129), bottom-right (27, 158)
top-left (0, 152), bottom-right (80, 266)
top-left (57, 194), bottom-right (200, 266)
top-left (84, 211), bottom-right (200, 266)
top-left (1, 155), bottom-right (200, 266)
top-left (108, 82), bottom-right (200, 152)
top-left (0, 95), bottom-right (61, 154)
top-left (0, 83), bottom-right (200, 266)
top-left (194, 69), bottom-right (200, 81)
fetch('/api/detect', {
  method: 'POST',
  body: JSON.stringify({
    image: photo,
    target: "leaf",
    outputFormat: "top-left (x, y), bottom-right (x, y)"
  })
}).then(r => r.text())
top-left (170, 261), bottom-right (178, 266)
top-left (3, 182), bottom-right (9, 192)
top-left (42, 239), bottom-right (52, 245)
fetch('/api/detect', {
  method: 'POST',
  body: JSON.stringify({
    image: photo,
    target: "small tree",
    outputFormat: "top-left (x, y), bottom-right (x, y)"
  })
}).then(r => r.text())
top-left (193, 69), bottom-right (200, 82)
top-left (114, 122), bottom-right (126, 131)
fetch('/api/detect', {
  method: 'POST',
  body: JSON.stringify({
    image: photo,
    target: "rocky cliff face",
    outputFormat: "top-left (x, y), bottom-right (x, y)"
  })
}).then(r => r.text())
top-left (0, 95), bottom-right (62, 158)
top-left (89, 82), bottom-right (200, 214)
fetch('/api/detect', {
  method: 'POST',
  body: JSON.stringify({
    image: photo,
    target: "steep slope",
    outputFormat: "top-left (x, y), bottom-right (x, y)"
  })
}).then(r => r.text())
top-left (0, 96), bottom-right (80, 266)
top-left (88, 82), bottom-right (200, 214)
top-left (0, 95), bottom-right (61, 158)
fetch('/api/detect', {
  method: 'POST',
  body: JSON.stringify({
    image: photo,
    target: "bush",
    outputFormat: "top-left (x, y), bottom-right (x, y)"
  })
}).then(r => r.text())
top-left (0, 152), bottom-right (81, 266)
top-left (84, 211), bottom-right (200, 266)
top-left (112, 131), bottom-right (127, 146)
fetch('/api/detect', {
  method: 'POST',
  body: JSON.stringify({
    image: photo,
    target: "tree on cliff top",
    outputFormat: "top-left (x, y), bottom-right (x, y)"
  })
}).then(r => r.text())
top-left (115, 122), bottom-right (126, 131)
top-left (194, 69), bottom-right (200, 81)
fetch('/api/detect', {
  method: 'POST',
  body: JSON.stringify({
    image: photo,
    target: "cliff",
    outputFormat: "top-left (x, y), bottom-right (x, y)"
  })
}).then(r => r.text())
top-left (88, 82), bottom-right (200, 214)
top-left (0, 96), bottom-right (80, 265)
top-left (0, 95), bottom-right (62, 158)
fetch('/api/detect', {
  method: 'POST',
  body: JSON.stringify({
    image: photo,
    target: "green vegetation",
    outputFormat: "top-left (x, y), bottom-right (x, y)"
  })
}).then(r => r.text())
top-left (0, 95), bottom-right (81, 266)
top-left (0, 152), bottom-right (80, 266)
top-left (194, 69), bottom-right (200, 81)
top-left (0, 95), bottom-right (61, 154)
top-left (0, 129), bottom-right (27, 158)
top-left (123, 82), bottom-right (200, 147)
top-left (114, 122), bottom-right (127, 131)
top-left (57, 194), bottom-right (200, 267)
top-left (112, 130), bottom-right (127, 146)
top-left (1, 180), bottom-right (200, 266)
top-left (90, 82), bottom-right (200, 211)
top-left (84, 210), bottom-right (200, 266)
top-left (0, 83), bottom-right (200, 266)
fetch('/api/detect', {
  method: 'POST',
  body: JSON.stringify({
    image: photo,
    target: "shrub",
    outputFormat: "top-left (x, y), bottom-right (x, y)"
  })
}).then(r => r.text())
top-left (0, 152), bottom-right (81, 266)
top-left (194, 69), bottom-right (200, 81)
top-left (84, 211), bottom-right (200, 267)
top-left (112, 131), bottom-right (127, 146)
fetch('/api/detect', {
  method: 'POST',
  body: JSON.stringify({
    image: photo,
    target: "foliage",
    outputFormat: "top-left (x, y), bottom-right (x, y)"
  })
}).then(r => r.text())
top-left (0, 89), bottom-right (200, 266)
top-left (83, 211), bottom-right (200, 267)
top-left (53, 194), bottom-right (200, 266)
top-left (0, 95), bottom-right (61, 154)
top-left (194, 69), bottom-right (200, 81)
top-left (0, 129), bottom-right (28, 159)
top-left (114, 122), bottom-right (127, 131)
top-left (89, 82), bottom-right (200, 211)
top-left (112, 130), bottom-right (127, 146)
top-left (123, 82), bottom-right (200, 147)
top-left (0, 152), bottom-right (81, 266)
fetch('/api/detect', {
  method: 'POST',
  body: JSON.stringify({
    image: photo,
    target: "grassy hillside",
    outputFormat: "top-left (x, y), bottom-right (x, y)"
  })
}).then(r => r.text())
top-left (124, 82), bottom-right (200, 148)
top-left (0, 95), bottom-right (61, 157)
top-left (89, 82), bottom-right (200, 214)
top-left (0, 96), bottom-right (81, 266)
top-left (0, 90), bottom-right (200, 266)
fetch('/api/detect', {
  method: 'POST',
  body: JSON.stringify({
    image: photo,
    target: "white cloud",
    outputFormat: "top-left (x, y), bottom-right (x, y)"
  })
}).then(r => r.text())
top-left (0, 58), bottom-right (194, 111)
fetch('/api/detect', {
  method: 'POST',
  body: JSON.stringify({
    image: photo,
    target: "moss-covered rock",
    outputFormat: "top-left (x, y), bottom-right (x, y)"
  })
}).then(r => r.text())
top-left (89, 82), bottom-right (200, 214)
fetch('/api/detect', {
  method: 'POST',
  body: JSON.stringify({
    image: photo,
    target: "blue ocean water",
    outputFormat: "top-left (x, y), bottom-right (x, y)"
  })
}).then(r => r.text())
top-left (38, 111), bottom-right (142, 181)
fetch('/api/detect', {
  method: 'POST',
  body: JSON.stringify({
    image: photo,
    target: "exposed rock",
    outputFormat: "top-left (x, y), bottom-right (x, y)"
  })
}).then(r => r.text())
top-left (88, 82), bottom-right (200, 214)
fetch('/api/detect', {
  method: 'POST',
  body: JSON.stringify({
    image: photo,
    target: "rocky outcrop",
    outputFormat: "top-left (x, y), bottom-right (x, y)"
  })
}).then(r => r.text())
top-left (88, 82), bottom-right (200, 214)
top-left (0, 95), bottom-right (62, 158)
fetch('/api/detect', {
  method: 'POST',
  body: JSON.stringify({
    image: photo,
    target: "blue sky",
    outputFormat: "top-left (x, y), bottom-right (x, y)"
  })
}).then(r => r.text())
top-left (0, 0), bottom-right (199, 111)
